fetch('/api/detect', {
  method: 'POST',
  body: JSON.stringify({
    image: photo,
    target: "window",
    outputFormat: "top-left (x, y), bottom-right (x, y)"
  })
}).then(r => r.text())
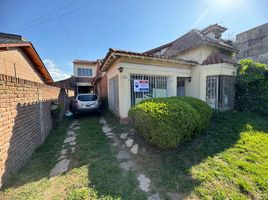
top-left (77, 94), bottom-right (97, 101)
top-left (206, 75), bottom-right (235, 110)
top-left (77, 68), bottom-right (92, 76)
top-left (130, 74), bottom-right (168, 106)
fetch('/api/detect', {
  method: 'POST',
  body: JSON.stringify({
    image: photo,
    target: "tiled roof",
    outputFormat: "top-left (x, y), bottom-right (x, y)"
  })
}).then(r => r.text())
top-left (73, 59), bottom-right (97, 65)
top-left (0, 32), bottom-right (29, 45)
top-left (163, 29), bottom-right (237, 57)
top-left (100, 48), bottom-right (198, 71)
top-left (144, 25), bottom-right (237, 58)
top-left (110, 48), bottom-right (197, 64)
top-left (0, 32), bottom-right (54, 84)
top-left (202, 51), bottom-right (236, 65)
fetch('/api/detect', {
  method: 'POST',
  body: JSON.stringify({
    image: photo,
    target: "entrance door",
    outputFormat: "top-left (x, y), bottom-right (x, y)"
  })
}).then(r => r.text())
top-left (177, 77), bottom-right (185, 96)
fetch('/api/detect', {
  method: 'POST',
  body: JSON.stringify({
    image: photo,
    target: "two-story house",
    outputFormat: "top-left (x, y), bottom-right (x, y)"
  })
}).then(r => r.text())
top-left (72, 59), bottom-right (97, 95)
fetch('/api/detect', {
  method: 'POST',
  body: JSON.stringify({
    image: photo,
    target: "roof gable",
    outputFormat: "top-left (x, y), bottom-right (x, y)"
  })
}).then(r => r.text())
top-left (0, 33), bottom-right (54, 84)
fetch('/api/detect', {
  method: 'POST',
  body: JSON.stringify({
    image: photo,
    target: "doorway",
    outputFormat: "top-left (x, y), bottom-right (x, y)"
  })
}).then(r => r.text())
top-left (177, 77), bottom-right (185, 96)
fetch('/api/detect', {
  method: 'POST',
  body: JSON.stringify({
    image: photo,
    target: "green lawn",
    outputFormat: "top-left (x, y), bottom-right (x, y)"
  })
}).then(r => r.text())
top-left (131, 112), bottom-right (268, 199)
top-left (0, 116), bottom-right (146, 200)
top-left (1, 112), bottom-right (267, 200)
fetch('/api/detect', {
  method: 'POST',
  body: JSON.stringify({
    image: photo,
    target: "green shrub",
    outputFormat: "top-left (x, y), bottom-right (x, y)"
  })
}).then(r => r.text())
top-left (235, 59), bottom-right (268, 115)
top-left (177, 96), bottom-right (213, 133)
top-left (129, 97), bottom-right (212, 149)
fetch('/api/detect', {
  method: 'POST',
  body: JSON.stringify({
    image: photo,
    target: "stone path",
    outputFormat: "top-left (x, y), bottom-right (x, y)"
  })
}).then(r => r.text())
top-left (99, 117), bottom-right (162, 200)
top-left (49, 120), bottom-right (79, 178)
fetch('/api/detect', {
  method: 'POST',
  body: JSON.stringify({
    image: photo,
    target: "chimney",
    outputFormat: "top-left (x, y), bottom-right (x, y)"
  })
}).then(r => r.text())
top-left (201, 24), bottom-right (227, 39)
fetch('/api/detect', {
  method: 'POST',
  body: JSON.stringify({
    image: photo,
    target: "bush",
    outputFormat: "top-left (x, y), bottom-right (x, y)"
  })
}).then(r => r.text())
top-left (129, 97), bottom-right (212, 149)
top-left (235, 59), bottom-right (268, 115)
top-left (178, 96), bottom-right (213, 133)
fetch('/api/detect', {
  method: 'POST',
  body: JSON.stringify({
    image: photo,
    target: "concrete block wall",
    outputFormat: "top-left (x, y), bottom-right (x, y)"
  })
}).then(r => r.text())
top-left (0, 74), bottom-right (73, 187)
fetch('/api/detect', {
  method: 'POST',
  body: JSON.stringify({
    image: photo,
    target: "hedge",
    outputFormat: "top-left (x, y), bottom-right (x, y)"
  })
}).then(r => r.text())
top-left (129, 97), bottom-right (212, 149)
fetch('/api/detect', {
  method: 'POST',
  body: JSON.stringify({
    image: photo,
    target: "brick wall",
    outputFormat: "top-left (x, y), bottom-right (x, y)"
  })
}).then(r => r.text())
top-left (0, 48), bottom-right (44, 83)
top-left (0, 74), bottom-right (74, 187)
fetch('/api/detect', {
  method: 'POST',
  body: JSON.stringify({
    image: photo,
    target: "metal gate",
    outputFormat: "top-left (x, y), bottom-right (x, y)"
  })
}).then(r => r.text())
top-left (130, 74), bottom-right (168, 106)
top-left (108, 76), bottom-right (119, 115)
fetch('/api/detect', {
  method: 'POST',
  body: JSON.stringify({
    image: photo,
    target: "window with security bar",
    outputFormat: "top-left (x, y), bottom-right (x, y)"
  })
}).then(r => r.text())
top-left (130, 74), bottom-right (169, 106)
top-left (206, 75), bottom-right (235, 110)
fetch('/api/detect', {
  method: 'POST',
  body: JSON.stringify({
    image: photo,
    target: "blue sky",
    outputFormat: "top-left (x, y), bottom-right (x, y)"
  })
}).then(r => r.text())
top-left (1, 0), bottom-right (268, 80)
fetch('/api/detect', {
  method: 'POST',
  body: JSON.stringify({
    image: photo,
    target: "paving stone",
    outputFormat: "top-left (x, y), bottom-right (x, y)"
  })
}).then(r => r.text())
top-left (167, 192), bottom-right (185, 200)
top-left (99, 118), bottom-right (107, 124)
top-left (67, 131), bottom-right (77, 136)
top-left (137, 174), bottom-right (151, 192)
top-left (57, 155), bottom-right (66, 161)
top-left (60, 149), bottom-right (67, 155)
top-left (49, 159), bottom-right (70, 178)
top-left (105, 132), bottom-right (113, 136)
top-left (148, 193), bottom-right (161, 200)
top-left (120, 133), bottom-right (129, 140)
top-left (69, 141), bottom-right (76, 146)
top-left (120, 160), bottom-right (137, 171)
top-left (102, 126), bottom-right (112, 133)
top-left (125, 139), bottom-right (134, 147)
top-left (64, 136), bottom-right (76, 144)
top-left (130, 144), bottom-right (138, 154)
top-left (107, 135), bottom-right (114, 139)
top-left (116, 150), bottom-right (131, 160)
top-left (72, 126), bottom-right (80, 131)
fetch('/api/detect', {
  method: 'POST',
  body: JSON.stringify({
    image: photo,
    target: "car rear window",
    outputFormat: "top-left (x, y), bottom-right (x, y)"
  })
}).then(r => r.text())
top-left (78, 94), bottom-right (97, 101)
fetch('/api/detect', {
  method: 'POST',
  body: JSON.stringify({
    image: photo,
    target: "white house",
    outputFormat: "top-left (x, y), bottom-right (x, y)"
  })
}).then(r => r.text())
top-left (72, 59), bottom-right (97, 95)
top-left (99, 24), bottom-right (237, 119)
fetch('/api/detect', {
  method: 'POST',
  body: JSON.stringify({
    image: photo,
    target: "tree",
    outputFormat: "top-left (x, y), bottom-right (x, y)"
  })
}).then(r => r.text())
top-left (235, 59), bottom-right (268, 115)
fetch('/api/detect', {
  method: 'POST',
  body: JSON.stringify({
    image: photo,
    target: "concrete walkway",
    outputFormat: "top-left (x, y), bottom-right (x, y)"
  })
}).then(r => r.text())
top-left (49, 120), bottom-right (80, 178)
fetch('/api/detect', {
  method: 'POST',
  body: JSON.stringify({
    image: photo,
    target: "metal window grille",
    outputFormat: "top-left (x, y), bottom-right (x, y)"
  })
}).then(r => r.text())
top-left (206, 75), bottom-right (235, 110)
top-left (130, 74), bottom-right (168, 106)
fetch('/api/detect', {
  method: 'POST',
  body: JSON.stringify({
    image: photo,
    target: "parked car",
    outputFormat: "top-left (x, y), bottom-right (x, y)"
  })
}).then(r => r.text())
top-left (72, 93), bottom-right (101, 113)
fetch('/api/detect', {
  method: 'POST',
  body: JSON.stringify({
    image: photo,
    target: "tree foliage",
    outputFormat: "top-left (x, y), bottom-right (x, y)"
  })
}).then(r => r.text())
top-left (235, 59), bottom-right (268, 115)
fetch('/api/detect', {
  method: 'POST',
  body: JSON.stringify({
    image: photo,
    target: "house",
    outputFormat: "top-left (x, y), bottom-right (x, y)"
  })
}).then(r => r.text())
top-left (98, 24), bottom-right (237, 119)
top-left (55, 59), bottom-right (103, 96)
top-left (235, 23), bottom-right (268, 65)
top-left (0, 32), bottom-right (74, 187)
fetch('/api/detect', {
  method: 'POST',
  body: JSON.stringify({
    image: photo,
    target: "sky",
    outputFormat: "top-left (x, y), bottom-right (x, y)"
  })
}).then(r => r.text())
top-left (1, 0), bottom-right (268, 81)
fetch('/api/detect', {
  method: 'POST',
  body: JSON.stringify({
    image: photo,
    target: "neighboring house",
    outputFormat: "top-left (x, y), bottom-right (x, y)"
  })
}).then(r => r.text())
top-left (0, 32), bottom-right (73, 187)
top-left (56, 59), bottom-right (101, 96)
top-left (236, 23), bottom-right (268, 65)
top-left (73, 59), bottom-right (97, 94)
top-left (99, 24), bottom-right (237, 119)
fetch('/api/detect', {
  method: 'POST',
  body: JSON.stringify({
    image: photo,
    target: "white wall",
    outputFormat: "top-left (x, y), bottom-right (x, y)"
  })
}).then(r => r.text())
top-left (176, 45), bottom-right (217, 64)
top-left (106, 61), bottom-right (192, 118)
top-left (73, 63), bottom-right (96, 77)
top-left (199, 63), bottom-right (236, 101)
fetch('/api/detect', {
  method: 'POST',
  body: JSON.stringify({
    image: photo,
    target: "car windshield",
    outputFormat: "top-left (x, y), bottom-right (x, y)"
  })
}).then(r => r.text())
top-left (78, 94), bottom-right (97, 101)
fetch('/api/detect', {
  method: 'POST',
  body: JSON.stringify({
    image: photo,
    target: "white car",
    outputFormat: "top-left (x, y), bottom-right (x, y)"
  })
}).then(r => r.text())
top-left (72, 94), bottom-right (101, 113)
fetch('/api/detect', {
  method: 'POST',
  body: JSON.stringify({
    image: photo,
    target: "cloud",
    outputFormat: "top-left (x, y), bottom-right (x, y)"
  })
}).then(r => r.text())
top-left (43, 59), bottom-right (71, 81)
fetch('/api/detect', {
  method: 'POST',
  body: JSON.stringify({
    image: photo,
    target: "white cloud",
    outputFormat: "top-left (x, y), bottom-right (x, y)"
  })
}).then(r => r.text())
top-left (43, 59), bottom-right (71, 81)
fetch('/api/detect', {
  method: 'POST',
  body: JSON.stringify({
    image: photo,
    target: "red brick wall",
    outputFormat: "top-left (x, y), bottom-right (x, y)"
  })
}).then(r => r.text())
top-left (97, 75), bottom-right (107, 98)
top-left (0, 74), bottom-right (74, 187)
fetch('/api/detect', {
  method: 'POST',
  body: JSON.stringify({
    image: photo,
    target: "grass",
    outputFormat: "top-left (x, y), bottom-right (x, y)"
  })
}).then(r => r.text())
top-left (1, 112), bottom-right (267, 200)
top-left (0, 116), bottom-right (146, 200)
top-left (128, 111), bottom-right (268, 199)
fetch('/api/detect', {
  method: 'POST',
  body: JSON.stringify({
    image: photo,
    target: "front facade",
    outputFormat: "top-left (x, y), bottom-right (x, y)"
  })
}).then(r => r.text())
top-left (73, 59), bottom-right (97, 95)
top-left (99, 24), bottom-right (237, 118)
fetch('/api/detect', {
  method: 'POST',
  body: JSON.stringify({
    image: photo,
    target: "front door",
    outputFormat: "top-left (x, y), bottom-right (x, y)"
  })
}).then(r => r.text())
top-left (177, 77), bottom-right (185, 96)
